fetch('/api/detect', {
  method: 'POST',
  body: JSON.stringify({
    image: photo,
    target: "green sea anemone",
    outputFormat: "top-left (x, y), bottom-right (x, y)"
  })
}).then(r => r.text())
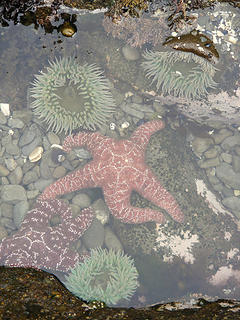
top-left (141, 50), bottom-right (217, 99)
top-left (30, 57), bottom-right (115, 133)
top-left (65, 248), bottom-right (139, 305)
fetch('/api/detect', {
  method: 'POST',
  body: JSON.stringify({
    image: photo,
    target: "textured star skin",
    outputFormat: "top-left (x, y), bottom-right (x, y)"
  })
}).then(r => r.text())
top-left (0, 199), bottom-right (93, 272)
top-left (39, 120), bottom-right (184, 224)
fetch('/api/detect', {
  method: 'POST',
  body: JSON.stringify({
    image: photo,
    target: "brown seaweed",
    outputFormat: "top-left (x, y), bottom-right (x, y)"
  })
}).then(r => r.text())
top-left (163, 30), bottom-right (219, 64)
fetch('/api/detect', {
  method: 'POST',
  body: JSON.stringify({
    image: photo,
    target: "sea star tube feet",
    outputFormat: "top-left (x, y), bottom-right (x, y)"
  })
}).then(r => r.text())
top-left (0, 199), bottom-right (93, 272)
top-left (39, 120), bottom-right (184, 224)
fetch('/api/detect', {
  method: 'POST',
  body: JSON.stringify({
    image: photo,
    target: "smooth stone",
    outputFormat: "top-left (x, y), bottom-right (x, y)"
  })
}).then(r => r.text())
top-left (5, 142), bottom-right (20, 156)
top-left (34, 179), bottom-right (54, 192)
top-left (0, 165), bottom-right (9, 177)
top-left (1, 185), bottom-right (27, 202)
top-left (73, 148), bottom-right (92, 160)
top-left (26, 190), bottom-right (39, 199)
top-left (132, 95), bottom-right (143, 104)
top-left (22, 161), bottom-right (35, 174)
top-left (211, 182), bottom-right (224, 193)
top-left (1, 217), bottom-right (17, 231)
top-left (120, 102), bottom-right (144, 119)
top-left (131, 102), bottom-right (153, 113)
top-left (235, 146), bottom-right (240, 156)
top-left (204, 147), bottom-right (219, 159)
top-left (191, 137), bottom-right (213, 156)
top-left (82, 218), bottom-right (104, 250)
top-left (207, 174), bottom-right (220, 185)
top-left (8, 118), bottom-right (25, 129)
top-left (221, 152), bottom-right (232, 164)
top-left (152, 101), bottom-right (167, 116)
top-left (0, 203), bottom-right (13, 219)
top-left (0, 225), bottom-right (8, 240)
top-left (4, 158), bottom-right (17, 171)
top-left (18, 123), bottom-right (39, 147)
top-left (23, 170), bottom-right (39, 185)
top-left (12, 110), bottom-right (33, 124)
top-left (52, 166), bottom-right (66, 179)
top-left (13, 200), bottom-right (29, 228)
top-left (72, 193), bottom-right (91, 209)
top-left (198, 157), bottom-right (220, 169)
top-left (69, 204), bottom-right (81, 218)
top-left (8, 166), bottom-right (23, 185)
top-left (21, 136), bottom-right (42, 156)
top-left (216, 163), bottom-right (240, 189)
top-left (232, 155), bottom-right (240, 173)
top-left (92, 198), bottom-right (110, 225)
top-left (47, 132), bottom-right (60, 145)
top-left (104, 226), bottom-right (123, 251)
top-left (0, 112), bottom-right (7, 125)
top-left (122, 45), bottom-right (140, 61)
top-left (40, 152), bottom-right (56, 179)
top-left (221, 134), bottom-right (240, 151)
top-left (212, 128), bottom-right (232, 144)
top-left (222, 196), bottom-right (240, 217)
top-left (1, 135), bottom-right (11, 147)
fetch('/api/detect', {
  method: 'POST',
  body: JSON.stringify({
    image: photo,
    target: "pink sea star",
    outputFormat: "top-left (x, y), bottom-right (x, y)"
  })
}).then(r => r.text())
top-left (39, 120), bottom-right (184, 224)
top-left (0, 199), bottom-right (93, 272)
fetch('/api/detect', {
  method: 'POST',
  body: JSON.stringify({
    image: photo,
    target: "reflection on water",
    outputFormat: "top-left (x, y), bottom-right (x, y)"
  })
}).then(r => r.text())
top-left (0, 3), bottom-right (240, 307)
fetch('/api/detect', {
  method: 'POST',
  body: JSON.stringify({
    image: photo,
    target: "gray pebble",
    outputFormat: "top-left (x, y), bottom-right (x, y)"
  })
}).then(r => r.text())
top-left (52, 166), bottom-right (66, 179)
top-left (192, 137), bottom-right (213, 156)
top-left (120, 102), bottom-right (144, 119)
top-left (0, 225), bottom-right (8, 240)
top-left (221, 134), bottom-right (240, 151)
top-left (222, 196), bottom-right (240, 217)
top-left (18, 123), bottom-right (38, 147)
top-left (47, 132), bottom-right (60, 145)
top-left (216, 163), bottom-right (240, 189)
top-left (204, 147), bottom-right (219, 159)
top-left (0, 165), bottom-right (9, 177)
top-left (13, 200), bottom-right (29, 228)
top-left (104, 226), bottom-right (123, 251)
top-left (1, 185), bottom-right (27, 202)
top-left (198, 157), bottom-right (220, 169)
top-left (233, 155), bottom-right (240, 173)
top-left (34, 179), bottom-right (54, 192)
top-left (82, 218), bottom-right (104, 249)
top-left (212, 128), bottom-right (233, 144)
top-left (122, 45), bottom-right (140, 61)
top-left (72, 193), bottom-right (91, 208)
top-left (0, 112), bottom-right (7, 125)
top-left (1, 217), bottom-right (17, 231)
top-left (8, 118), bottom-right (25, 129)
top-left (0, 203), bottom-right (13, 219)
top-left (4, 158), bottom-right (17, 171)
top-left (5, 142), bottom-right (20, 156)
top-left (21, 136), bottom-right (42, 156)
top-left (26, 190), bottom-right (39, 199)
top-left (23, 170), bottom-right (39, 185)
top-left (9, 166), bottom-right (23, 185)
top-left (221, 152), bottom-right (232, 164)
top-left (92, 198), bottom-right (110, 225)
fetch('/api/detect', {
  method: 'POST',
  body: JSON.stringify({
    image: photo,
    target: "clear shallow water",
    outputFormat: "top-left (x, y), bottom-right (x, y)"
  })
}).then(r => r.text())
top-left (1, 5), bottom-right (240, 308)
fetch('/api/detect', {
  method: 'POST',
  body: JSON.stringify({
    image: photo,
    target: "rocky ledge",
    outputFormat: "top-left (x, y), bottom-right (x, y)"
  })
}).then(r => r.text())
top-left (1, 266), bottom-right (240, 319)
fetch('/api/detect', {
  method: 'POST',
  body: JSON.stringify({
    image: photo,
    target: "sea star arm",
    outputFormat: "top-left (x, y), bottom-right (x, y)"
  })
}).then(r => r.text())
top-left (130, 120), bottom-right (165, 151)
top-left (38, 164), bottom-right (97, 200)
top-left (43, 248), bottom-right (89, 272)
top-left (1, 200), bottom-right (93, 272)
top-left (62, 131), bottom-right (111, 156)
top-left (104, 188), bottom-right (165, 224)
top-left (135, 169), bottom-right (184, 223)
